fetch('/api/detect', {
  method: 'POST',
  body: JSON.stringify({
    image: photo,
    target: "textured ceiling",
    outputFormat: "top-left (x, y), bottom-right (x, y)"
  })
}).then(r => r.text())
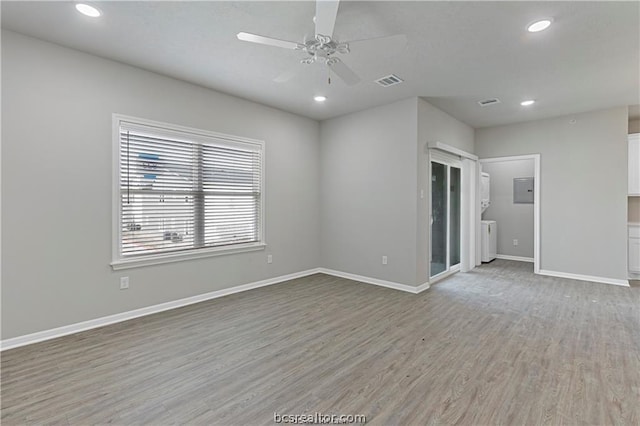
top-left (2, 1), bottom-right (639, 127)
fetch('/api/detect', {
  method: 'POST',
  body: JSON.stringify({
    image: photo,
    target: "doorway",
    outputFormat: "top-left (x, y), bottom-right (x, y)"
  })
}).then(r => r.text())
top-left (430, 153), bottom-right (462, 279)
top-left (478, 154), bottom-right (540, 273)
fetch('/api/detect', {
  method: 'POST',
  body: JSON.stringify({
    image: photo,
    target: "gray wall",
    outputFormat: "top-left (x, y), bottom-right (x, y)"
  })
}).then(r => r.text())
top-left (481, 159), bottom-right (535, 259)
top-left (320, 98), bottom-right (418, 286)
top-left (1, 31), bottom-right (321, 339)
top-left (417, 98), bottom-right (474, 283)
top-left (476, 107), bottom-right (629, 281)
top-left (629, 119), bottom-right (640, 134)
top-left (319, 97), bottom-right (474, 287)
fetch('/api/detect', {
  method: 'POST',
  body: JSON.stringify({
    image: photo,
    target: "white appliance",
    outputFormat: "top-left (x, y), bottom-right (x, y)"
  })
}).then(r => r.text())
top-left (481, 172), bottom-right (491, 213)
top-left (630, 224), bottom-right (640, 275)
top-left (629, 134), bottom-right (640, 195)
top-left (481, 220), bottom-right (497, 262)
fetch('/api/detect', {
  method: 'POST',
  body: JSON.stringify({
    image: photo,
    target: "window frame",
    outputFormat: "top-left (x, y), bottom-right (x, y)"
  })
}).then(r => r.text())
top-left (111, 114), bottom-right (265, 270)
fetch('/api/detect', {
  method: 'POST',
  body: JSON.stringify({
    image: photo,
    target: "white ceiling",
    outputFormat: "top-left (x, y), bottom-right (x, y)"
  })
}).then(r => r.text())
top-left (2, 1), bottom-right (639, 128)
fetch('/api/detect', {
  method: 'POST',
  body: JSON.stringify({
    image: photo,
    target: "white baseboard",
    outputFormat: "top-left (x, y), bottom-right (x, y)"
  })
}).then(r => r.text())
top-left (496, 254), bottom-right (534, 263)
top-left (538, 269), bottom-right (629, 287)
top-left (415, 281), bottom-right (431, 293)
top-left (318, 268), bottom-right (429, 294)
top-left (1, 267), bottom-right (435, 351)
top-left (0, 268), bottom-right (321, 352)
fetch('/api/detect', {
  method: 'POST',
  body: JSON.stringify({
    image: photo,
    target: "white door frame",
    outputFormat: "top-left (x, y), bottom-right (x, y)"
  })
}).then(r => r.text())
top-left (478, 154), bottom-right (541, 274)
top-left (429, 148), bottom-right (477, 282)
top-left (429, 155), bottom-right (461, 280)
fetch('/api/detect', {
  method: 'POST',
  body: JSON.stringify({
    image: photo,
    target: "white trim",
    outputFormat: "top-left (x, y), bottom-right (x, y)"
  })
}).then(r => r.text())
top-left (479, 154), bottom-right (538, 163)
top-left (476, 163), bottom-right (482, 266)
top-left (479, 154), bottom-right (540, 274)
top-left (446, 164), bottom-right (451, 270)
top-left (533, 155), bottom-right (540, 274)
top-left (496, 254), bottom-right (534, 263)
top-left (113, 114), bottom-right (265, 147)
top-left (318, 268), bottom-right (422, 294)
top-left (111, 243), bottom-right (266, 270)
top-left (423, 143), bottom-right (478, 274)
top-left (428, 153), bottom-right (465, 279)
top-left (415, 281), bottom-right (431, 293)
top-left (538, 269), bottom-right (629, 287)
top-left (1, 267), bottom-right (442, 351)
top-left (429, 268), bottom-right (459, 284)
top-left (428, 141), bottom-right (478, 161)
top-left (112, 116), bottom-right (121, 264)
top-left (461, 158), bottom-right (476, 272)
top-left (0, 268), bottom-right (321, 351)
top-left (111, 113), bottom-right (266, 269)
top-left (430, 150), bottom-right (463, 167)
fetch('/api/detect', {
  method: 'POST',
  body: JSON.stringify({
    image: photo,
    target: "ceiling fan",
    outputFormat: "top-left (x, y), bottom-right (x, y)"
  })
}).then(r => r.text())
top-left (236, 0), bottom-right (407, 86)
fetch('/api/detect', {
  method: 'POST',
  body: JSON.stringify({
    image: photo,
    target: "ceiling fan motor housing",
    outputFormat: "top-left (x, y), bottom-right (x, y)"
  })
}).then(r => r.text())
top-left (300, 36), bottom-right (350, 64)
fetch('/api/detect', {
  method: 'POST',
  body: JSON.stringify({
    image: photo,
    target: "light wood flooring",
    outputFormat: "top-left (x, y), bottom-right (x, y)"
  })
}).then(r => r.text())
top-left (2, 260), bottom-right (639, 425)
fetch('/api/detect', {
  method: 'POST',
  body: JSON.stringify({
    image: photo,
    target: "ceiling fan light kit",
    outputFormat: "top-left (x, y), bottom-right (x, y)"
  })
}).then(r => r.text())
top-left (236, 0), bottom-right (406, 87)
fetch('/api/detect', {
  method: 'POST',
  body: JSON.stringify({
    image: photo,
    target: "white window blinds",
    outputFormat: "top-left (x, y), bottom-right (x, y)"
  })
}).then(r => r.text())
top-left (116, 119), bottom-right (263, 260)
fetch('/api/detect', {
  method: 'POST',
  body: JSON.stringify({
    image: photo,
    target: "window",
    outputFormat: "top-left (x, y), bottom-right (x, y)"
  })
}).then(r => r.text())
top-left (112, 115), bottom-right (264, 269)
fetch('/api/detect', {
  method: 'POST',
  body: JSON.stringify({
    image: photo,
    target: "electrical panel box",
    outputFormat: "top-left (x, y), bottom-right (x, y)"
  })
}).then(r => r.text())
top-left (513, 177), bottom-right (534, 204)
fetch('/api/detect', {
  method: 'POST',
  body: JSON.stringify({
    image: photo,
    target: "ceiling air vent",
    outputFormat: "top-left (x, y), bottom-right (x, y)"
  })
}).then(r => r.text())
top-left (375, 74), bottom-right (404, 87)
top-left (478, 98), bottom-right (501, 107)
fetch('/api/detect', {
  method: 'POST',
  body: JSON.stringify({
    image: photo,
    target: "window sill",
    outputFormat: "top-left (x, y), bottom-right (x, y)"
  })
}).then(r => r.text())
top-left (111, 243), bottom-right (266, 270)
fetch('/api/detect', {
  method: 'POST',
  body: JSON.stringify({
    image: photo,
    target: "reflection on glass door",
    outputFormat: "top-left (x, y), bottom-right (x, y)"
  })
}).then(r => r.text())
top-left (449, 167), bottom-right (461, 267)
top-left (430, 159), bottom-right (461, 278)
top-left (431, 162), bottom-right (447, 276)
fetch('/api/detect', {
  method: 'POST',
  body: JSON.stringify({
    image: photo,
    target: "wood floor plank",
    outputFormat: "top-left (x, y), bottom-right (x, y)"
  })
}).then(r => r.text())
top-left (1, 260), bottom-right (639, 425)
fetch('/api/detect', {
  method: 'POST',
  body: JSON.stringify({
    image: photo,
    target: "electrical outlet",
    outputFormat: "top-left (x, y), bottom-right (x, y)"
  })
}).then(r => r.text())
top-left (120, 276), bottom-right (129, 290)
top-left (267, 254), bottom-right (273, 264)
top-left (382, 256), bottom-right (388, 265)
top-left (513, 239), bottom-right (518, 246)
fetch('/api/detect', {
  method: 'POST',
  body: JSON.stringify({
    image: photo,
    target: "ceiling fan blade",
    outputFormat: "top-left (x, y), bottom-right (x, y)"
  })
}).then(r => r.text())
top-left (328, 59), bottom-right (360, 86)
top-left (347, 34), bottom-right (408, 57)
top-left (315, 0), bottom-right (340, 38)
top-left (237, 32), bottom-right (302, 50)
top-left (273, 66), bottom-right (303, 83)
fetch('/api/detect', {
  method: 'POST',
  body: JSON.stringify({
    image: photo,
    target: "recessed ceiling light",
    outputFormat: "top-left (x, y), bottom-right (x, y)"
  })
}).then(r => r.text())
top-left (527, 19), bottom-right (552, 33)
top-left (520, 100), bottom-right (536, 106)
top-left (314, 95), bottom-right (327, 102)
top-left (75, 3), bottom-right (101, 18)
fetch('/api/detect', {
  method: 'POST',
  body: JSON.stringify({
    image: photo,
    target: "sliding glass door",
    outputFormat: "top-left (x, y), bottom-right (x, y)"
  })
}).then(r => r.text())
top-left (430, 156), bottom-right (461, 279)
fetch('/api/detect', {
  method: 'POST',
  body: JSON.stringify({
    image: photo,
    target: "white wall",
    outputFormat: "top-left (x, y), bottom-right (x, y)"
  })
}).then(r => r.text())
top-left (476, 107), bottom-right (629, 281)
top-left (320, 98), bottom-right (418, 286)
top-left (416, 98), bottom-right (475, 283)
top-left (481, 159), bottom-right (535, 259)
top-left (1, 31), bottom-right (321, 339)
